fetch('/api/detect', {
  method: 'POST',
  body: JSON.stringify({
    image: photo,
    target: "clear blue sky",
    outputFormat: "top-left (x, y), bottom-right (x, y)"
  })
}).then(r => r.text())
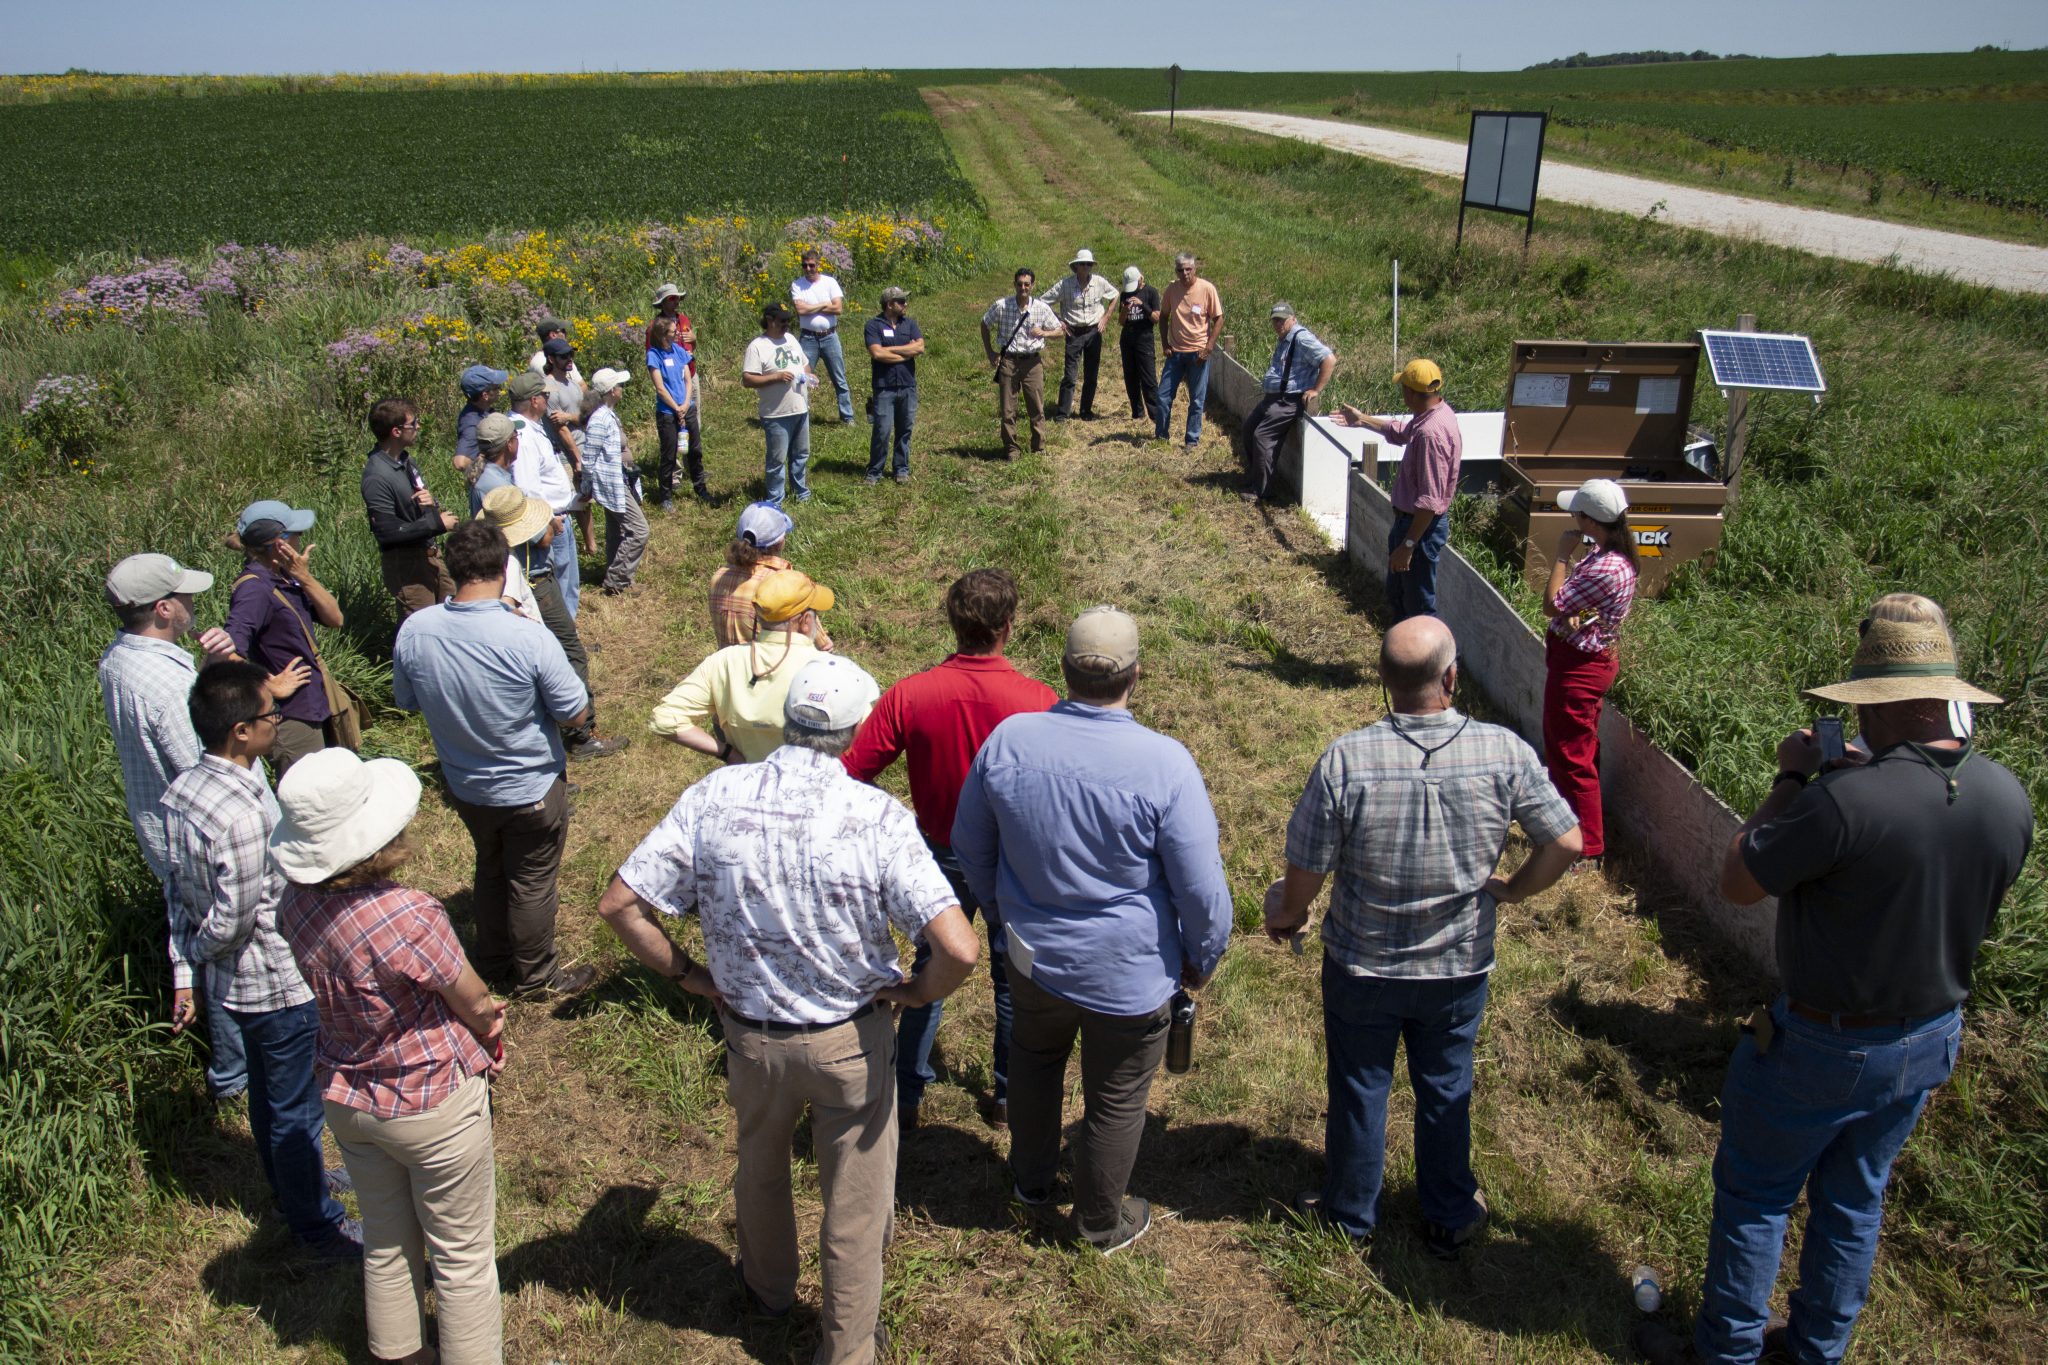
top-left (9, 0), bottom-right (2045, 74)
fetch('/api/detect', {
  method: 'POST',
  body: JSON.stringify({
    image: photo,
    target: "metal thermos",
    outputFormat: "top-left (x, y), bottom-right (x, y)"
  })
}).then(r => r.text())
top-left (1165, 990), bottom-right (1196, 1074)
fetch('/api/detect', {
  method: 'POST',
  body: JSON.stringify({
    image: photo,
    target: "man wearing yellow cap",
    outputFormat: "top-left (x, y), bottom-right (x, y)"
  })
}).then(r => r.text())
top-left (1633, 602), bottom-right (2031, 1365)
top-left (650, 568), bottom-right (845, 763)
top-left (1337, 359), bottom-right (1461, 621)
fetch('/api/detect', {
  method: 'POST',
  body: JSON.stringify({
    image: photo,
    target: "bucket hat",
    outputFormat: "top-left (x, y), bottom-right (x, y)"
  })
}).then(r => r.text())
top-left (271, 748), bottom-right (423, 885)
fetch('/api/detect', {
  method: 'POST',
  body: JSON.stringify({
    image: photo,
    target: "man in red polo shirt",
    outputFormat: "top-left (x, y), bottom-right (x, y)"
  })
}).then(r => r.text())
top-left (843, 568), bottom-right (1056, 1130)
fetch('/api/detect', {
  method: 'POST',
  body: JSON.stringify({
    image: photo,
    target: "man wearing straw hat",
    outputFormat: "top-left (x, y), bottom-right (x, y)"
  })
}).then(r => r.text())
top-left (1633, 605), bottom-right (2032, 1365)
top-left (1039, 248), bottom-right (1119, 421)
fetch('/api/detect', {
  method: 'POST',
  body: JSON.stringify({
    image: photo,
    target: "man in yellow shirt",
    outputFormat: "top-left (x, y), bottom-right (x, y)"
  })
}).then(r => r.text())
top-left (650, 570), bottom-right (843, 763)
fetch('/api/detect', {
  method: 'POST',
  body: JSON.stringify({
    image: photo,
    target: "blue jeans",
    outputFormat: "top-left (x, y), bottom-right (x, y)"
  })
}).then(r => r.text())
top-left (799, 330), bottom-right (855, 422)
top-left (1385, 512), bottom-right (1450, 622)
top-left (227, 1000), bottom-right (349, 1242)
top-left (761, 412), bottom-right (812, 506)
top-left (897, 841), bottom-right (1010, 1110)
top-left (1693, 997), bottom-right (1962, 1364)
top-left (549, 515), bottom-right (580, 618)
top-left (1320, 960), bottom-right (1489, 1239)
top-left (205, 993), bottom-right (249, 1099)
top-left (1155, 351), bottom-right (1210, 444)
top-left (867, 388), bottom-right (918, 478)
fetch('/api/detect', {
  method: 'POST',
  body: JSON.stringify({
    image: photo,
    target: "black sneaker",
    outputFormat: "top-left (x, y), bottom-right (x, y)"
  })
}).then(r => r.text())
top-left (1081, 1197), bottom-right (1152, 1255)
top-left (1630, 1321), bottom-right (1702, 1364)
top-left (302, 1217), bottom-right (365, 1263)
top-left (568, 735), bottom-right (630, 763)
top-left (1422, 1194), bottom-right (1489, 1261)
top-left (736, 1260), bottom-right (789, 1319)
top-left (1011, 1180), bottom-right (1052, 1208)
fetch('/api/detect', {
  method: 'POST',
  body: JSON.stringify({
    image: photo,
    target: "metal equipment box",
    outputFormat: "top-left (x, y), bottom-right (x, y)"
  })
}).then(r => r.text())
top-left (1496, 339), bottom-right (1725, 597)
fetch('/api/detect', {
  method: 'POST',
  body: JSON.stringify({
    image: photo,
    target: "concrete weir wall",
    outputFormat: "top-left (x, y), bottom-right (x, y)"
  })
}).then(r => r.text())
top-left (1206, 349), bottom-right (1777, 972)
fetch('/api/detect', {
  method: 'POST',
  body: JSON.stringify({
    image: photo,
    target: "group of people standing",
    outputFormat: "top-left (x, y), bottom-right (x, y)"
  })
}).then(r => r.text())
top-left (91, 245), bottom-right (2035, 1365)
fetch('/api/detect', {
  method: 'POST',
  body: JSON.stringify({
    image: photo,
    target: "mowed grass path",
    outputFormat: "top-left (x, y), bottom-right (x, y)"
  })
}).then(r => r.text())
top-left (59, 84), bottom-right (2035, 1363)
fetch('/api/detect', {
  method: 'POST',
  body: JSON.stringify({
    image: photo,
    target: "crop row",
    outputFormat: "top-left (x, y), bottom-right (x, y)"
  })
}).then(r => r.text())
top-left (0, 80), bottom-right (977, 256)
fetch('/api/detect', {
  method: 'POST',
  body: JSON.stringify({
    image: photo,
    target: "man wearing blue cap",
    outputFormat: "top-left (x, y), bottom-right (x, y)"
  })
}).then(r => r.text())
top-left (224, 500), bottom-right (346, 776)
top-left (453, 364), bottom-right (509, 481)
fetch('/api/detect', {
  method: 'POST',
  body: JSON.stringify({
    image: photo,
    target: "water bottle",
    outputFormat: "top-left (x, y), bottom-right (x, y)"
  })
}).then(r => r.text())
top-left (1165, 990), bottom-right (1196, 1074)
top-left (1631, 1265), bottom-right (1663, 1313)
top-left (678, 428), bottom-right (690, 455)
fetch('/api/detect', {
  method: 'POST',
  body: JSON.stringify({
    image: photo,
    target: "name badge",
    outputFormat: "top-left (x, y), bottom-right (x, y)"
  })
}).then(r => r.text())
top-left (881, 328), bottom-right (895, 338)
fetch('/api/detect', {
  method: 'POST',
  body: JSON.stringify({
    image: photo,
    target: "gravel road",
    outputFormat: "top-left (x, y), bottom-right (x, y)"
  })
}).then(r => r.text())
top-left (1154, 110), bottom-right (2048, 296)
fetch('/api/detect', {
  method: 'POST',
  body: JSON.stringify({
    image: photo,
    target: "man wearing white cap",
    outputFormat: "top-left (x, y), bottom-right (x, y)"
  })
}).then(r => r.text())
top-left (1240, 302), bottom-right (1336, 505)
top-left (99, 552), bottom-right (309, 1104)
top-left (1039, 249), bottom-right (1119, 421)
top-left (581, 367), bottom-right (649, 596)
top-left (1115, 266), bottom-right (1162, 425)
top-left (953, 606), bottom-right (1234, 1254)
top-left (1635, 604), bottom-right (2033, 1365)
top-left (600, 655), bottom-right (980, 1365)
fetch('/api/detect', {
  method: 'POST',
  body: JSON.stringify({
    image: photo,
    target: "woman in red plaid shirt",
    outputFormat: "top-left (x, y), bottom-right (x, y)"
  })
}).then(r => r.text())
top-left (1541, 479), bottom-right (1640, 865)
top-left (273, 749), bottom-right (508, 1365)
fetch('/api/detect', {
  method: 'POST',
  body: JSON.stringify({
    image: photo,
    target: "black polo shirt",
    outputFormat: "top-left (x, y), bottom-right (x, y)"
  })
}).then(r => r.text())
top-left (1742, 743), bottom-right (2033, 1017)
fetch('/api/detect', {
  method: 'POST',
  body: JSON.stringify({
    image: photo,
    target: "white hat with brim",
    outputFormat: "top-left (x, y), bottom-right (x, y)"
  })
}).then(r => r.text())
top-left (1802, 618), bottom-right (2004, 707)
top-left (1070, 248), bottom-right (1096, 267)
top-left (105, 553), bottom-right (213, 609)
top-left (1558, 478), bottom-right (1629, 524)
top-left (1121, 266), bottom-right (1143, 291)
top-left (590, 367), bottom-right (632, 394)
top-left (271, 749), bottom-right (423, 885)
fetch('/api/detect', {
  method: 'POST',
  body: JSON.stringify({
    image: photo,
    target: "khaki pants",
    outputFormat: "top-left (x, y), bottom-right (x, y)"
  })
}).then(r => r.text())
top-left (726, 1007), bottom-right (897, 1365)
top-left (326, 1074), bottom-right (501, 1365)
top-left (380, 544), bottom-right (455, 620)
top-left (268, 716), bottom-right (332, 781)
top-left (996, 353), bottom-right (1045, 458)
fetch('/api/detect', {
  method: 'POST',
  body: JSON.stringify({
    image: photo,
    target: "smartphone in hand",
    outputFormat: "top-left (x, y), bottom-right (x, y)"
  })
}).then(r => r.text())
top-left (1815, 715), bottom-right (1846, 767)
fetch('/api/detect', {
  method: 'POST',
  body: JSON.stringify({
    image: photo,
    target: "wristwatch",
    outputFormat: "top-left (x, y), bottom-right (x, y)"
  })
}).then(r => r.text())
top-left (1401, 538), bottom-right (1418, 550)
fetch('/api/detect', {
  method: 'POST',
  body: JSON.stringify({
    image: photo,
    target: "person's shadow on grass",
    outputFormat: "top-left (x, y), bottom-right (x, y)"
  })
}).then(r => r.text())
top-left (498, 1182), bottom-right (816, 1362)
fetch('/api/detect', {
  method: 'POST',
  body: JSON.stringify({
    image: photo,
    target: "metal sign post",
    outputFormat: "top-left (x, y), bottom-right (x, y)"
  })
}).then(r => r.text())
top-left (1169, 64), bottom-right (1181, 132)
top-left (1391, 259), bottom-right (1400, 374)
top-left (1456, 110), bottom-right (1548, 257)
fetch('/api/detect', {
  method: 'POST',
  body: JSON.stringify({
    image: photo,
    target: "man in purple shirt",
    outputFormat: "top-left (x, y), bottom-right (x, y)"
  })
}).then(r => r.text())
top-left (1338, 358), bottom-right (1461, 621)
top-left (225, 500), bottom-right (346, 777)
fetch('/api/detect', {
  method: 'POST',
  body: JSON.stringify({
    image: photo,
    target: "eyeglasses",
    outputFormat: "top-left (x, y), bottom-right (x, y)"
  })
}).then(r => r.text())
top-left (398, 419), bottom-right (421, 431)
top-left (248, 705), bottom-right (284, 727)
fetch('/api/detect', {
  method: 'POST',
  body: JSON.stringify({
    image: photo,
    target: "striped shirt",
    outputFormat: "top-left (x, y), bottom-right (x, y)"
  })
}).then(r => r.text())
top-left (98, 631), bottom-right (203, 883)
top-left (1549, 548), bottom-right (1637, 655)
top-left (1285, 709), bottom-right (1576, 979)
top-left (581, 404), bottom-right (634, 513)
top-left (164, 754), bottom-right (310, 1010)
top-left (982, 295), bottom-right (1059, 355)
top-left (277, 881), bottom-right (493, 1118)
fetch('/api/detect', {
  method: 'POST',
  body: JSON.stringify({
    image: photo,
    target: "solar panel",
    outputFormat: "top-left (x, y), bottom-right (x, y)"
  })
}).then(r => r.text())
top-left (1698, 330), bottom-right (1827, 394)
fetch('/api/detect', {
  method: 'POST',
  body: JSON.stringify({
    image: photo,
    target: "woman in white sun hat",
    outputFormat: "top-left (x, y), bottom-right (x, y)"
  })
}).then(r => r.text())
top-left (272, 749), bottom-right (507, 1365)
top-left (1541, 477), bottom-right (1640, 868)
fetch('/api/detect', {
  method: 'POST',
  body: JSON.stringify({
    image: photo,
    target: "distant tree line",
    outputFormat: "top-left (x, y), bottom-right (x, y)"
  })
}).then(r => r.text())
top-left (1524, 51), bottom-right (1755, 70)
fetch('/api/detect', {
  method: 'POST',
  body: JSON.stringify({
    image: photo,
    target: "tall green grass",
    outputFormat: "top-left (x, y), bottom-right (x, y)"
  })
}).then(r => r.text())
top-left (0, 214), bottom-right (982, 1356)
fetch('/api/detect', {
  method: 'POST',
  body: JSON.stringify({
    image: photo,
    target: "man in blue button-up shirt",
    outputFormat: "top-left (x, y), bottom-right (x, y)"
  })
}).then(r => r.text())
top-left (1240, 301), bottom-right (1336, 506)
top-left (953, 605), bottom-right (1232, 1254)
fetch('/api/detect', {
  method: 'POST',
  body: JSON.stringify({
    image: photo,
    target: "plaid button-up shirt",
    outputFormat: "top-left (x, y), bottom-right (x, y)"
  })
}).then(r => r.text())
top-left (98, 632), bottom-right (203, 884)
top-left (705, 556), bottom-right (833, 653)
top-left (982, 295), bottom-right (1059, 355)
top-left (1286, 709), bottom-right (1577, 979)
top-left (277, 881), bottom-right (493, 1118)
top-left (1548, 548), bottom-right (1637, 655)
top-left (581, 404), bottom-right (634, 513)
top-left (164, 754), bottom-right (311, 1010)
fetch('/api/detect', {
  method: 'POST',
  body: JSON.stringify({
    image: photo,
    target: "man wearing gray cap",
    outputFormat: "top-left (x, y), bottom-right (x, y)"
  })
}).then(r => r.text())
top-left (99, 553), bottom-right (309, 1103)
top-left (952, 606), bottom-right (1234, 1254)
top-left (600, 655), bottom-right (980, 1364)
top-left (863, 286), bottom-right (924, 485)
top-left (1240, 303), bottom-right (1336, 505)
top-left (1039, 249), bottom-right (1119, 421)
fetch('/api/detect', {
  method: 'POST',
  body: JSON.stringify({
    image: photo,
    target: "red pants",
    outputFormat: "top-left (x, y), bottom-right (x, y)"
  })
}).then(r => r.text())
top-left (1543, 633), bottom-right (1618, 858)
